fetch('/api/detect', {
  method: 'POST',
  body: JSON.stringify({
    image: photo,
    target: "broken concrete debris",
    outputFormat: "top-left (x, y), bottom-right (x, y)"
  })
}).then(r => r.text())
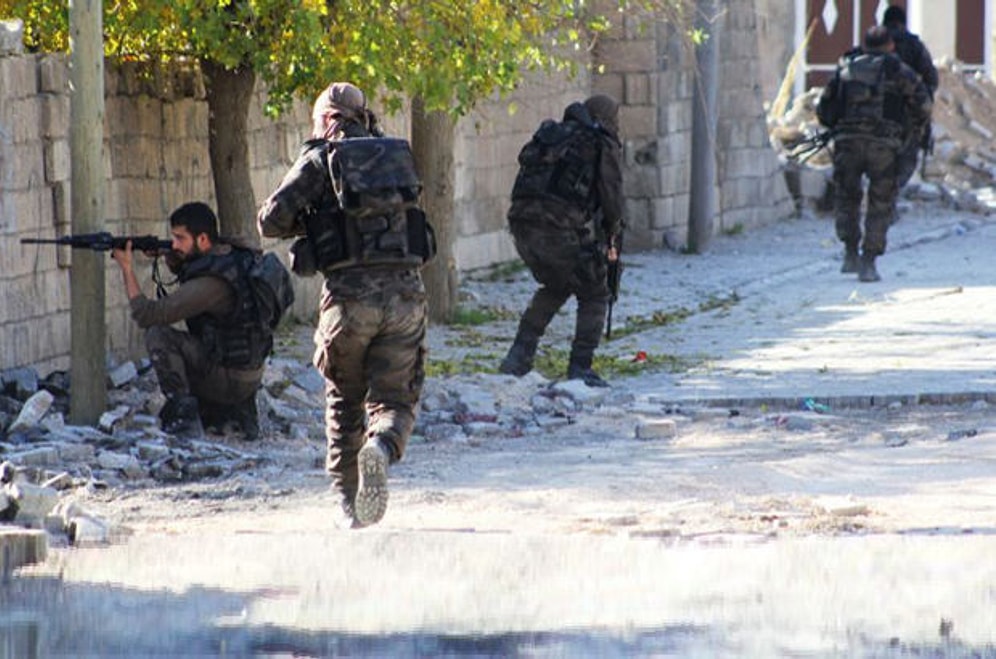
top-left (770, 59), bottom-right (996, 215)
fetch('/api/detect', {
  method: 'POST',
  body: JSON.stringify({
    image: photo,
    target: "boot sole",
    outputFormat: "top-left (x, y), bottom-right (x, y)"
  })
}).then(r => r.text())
top-left (355, 443), bottom-right (389, 526)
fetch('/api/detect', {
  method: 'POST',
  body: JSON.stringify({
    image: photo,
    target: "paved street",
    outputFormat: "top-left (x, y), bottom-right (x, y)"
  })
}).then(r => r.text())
top-left (3, 201), bottom-right (996, 658)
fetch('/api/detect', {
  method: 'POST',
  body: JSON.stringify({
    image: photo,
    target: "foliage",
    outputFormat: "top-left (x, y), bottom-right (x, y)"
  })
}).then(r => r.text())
top-left (450, 305), bottom-right (518, 327)
top-left (2, 0), bottom-right (698, 118)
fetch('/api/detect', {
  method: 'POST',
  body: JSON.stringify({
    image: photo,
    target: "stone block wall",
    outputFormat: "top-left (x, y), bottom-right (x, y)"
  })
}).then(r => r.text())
top-left (2, 0), bottom-right (796, 374)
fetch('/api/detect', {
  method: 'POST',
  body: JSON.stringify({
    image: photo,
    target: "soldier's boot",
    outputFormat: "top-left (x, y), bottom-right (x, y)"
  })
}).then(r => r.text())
top-left (566, 350), bottom-right (609, 388)
top-left (354, 436), bottom-right (392, 527)
top-left (499, 336), bottom-right (538, 377)
top-left (330, 485), bottom-right (363, 530)
top-left (228, 395), bottom-right (260, 442)
top-left (159, 394), bottom-right (205, 441)
top-left (841, 243), bottom-right (860, 274)
top-left (200, 397), bottom-right (260, 441)
top-left (858, 253), bottom-right (881, 283)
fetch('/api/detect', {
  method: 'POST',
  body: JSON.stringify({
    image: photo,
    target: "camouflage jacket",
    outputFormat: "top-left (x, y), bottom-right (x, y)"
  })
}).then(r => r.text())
top-left (257, 122), bottom-right (423, 300)
top-left (508, 102), bottom-right (624, 244)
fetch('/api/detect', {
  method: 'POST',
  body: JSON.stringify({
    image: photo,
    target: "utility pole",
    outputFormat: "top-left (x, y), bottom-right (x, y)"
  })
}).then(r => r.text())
top-left (687, 0), bottom-right (719, 254)
top-left (68, 0), bottom-right (106, 424)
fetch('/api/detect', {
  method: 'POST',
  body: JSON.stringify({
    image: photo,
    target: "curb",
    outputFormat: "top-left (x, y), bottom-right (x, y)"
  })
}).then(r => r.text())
top-left (646, 390), bottom-right (996, 412)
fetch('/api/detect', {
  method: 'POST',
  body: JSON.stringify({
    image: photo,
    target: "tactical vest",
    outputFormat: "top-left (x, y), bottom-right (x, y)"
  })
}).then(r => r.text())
top-left (838, 52), bottom-right (907, 137)
top-left (180, 249), bottom-right (271, 370)
top-left (291, 138), bottom-right (435, 275)
top-left (510, 117), bottom-right (603, 214)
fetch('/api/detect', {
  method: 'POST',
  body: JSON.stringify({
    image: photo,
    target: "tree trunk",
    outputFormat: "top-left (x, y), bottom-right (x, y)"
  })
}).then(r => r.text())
top-left (68, 0), bottom-right (107, 424)
top-left (201, 60), bottom-right (259, 245)
top-left (410, 97), bottom-right (458, 324)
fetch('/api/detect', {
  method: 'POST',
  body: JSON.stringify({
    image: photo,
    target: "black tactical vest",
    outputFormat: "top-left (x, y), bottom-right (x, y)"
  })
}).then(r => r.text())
top-left (293, 138), bottom-right (435, 275)
top-left (179, 249), bottom-right (270, 370)
top-left (839, 52), bottom-right (907, 136)
top-left (511, 115), bottom-right (603, 214)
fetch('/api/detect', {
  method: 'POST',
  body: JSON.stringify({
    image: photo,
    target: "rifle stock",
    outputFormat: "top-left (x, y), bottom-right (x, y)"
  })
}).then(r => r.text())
top-left (21, 232), bottom-right (172, 253)
top-left (788, 129), bottom-right (836, 164)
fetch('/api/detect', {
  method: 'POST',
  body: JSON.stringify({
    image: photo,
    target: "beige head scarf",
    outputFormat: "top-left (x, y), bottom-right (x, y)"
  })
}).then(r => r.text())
top-left (311, 82), bottom-right (367, 140)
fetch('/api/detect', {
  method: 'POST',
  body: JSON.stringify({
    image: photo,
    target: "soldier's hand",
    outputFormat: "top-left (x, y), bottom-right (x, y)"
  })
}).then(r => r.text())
top-left (111, 240), bottom-right (134, 270)
top-left (607, 246), bottom-right (619, 263)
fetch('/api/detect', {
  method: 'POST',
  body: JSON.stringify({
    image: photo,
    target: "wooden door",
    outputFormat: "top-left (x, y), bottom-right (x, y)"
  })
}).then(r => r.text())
top-left (806, 0), bottom-right (907, 87)
top-left (957, 0), bottom-right (985, 68)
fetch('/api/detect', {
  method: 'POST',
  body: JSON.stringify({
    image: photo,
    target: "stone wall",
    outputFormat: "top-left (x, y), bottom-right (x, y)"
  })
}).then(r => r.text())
top-left (1, 0), bottom-right (795, 375)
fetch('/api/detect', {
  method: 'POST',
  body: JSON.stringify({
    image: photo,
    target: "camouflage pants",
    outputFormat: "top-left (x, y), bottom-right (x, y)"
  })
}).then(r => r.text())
top-left (313, 271), bottom-right (427, 495)
top-left (511, 225), bottom-right (609, 367)
top-left (144, 325), bottom-right (262, 406)
top-left (833, 138), bottom-right (899, 256)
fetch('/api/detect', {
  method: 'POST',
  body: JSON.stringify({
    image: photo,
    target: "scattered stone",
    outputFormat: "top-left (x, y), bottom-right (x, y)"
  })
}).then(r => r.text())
top-left (6, 482), bottom-right (60, 526)
top-left (42, 472), bottom-right (73, 490)
top-left (7, 447), bottom-right (60, 468)
top-left (107, 361), bottom-right (139, 388)
top-left (292, 369), bottom-right (325, 395)
top-left (550, 379), bottom-right (610, 405)
top-left (66, 515), bottom-right (110, 546)
top-left (280, 383), bottom-right (318, 407)
top-left (635, 419), bottom-right (678, 440)
top-left (946, 428), bottom-right (978, 441)
top-left (817, 496), bottom-right (869, 517)
top-left (967, 120), bottom-right (993, 140)
top-left (98, 405), bottom-right (131, 433)
top-left (8, 390), bottom-right (54, 433)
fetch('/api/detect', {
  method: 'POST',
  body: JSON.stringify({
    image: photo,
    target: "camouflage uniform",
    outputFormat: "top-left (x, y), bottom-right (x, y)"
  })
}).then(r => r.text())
top-left (501, 96), bottom-right (624, 386)
top-left (818, 37), bottom-right (931, 281)
top-left (887, 24), bottom-right (938, 186)
top-left (257, 83), bottom-right (426, 527)
top-left (129, 243), bottom-right (264, 436)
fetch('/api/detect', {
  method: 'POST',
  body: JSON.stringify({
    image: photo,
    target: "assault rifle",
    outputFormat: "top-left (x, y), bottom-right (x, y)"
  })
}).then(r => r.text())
top-left (919, 122), bottom-right (934, 180)
top-left (787, 129), bottom-right (836, 164)
top-left (21, 232), bottom-right (172, 252)
top-left (605, 233), bottom-right (623, 340)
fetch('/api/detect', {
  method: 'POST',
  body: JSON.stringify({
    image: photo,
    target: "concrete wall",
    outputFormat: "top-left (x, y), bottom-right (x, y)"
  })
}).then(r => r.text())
top-left (1, 0), bottom-right (795, 375)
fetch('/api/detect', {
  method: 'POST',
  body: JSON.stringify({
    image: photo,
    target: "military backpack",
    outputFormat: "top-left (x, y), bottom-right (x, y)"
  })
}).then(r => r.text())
top-left (510, 114), bottom-right (604, 209)
top-left (290, 137), bottom-right (436, 276)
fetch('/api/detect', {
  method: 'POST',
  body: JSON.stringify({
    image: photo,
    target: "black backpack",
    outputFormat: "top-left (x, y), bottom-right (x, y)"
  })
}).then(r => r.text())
top-left (511, 113), bottom-right (603, 208)
top-left (246, 251), bottom-right (294, 331)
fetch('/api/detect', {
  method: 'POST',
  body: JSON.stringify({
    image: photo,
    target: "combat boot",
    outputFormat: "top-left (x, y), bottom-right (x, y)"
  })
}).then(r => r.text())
top-left (228, 395), bottom-right (260, 441)
top-left (567, 363), bottom-right (610, 388)
top-left (499, 338), bottom-right (537, 377)
top-left (354, 436), bottom-right (392, 527)
top-left (841, 244), bottom-right (860, 274)
top-left (200, 397), bottom-right (260, 441)
top-left (858, 254), bottom-right (881, 282)
top-left (159, 394), bottom-right (205, 440)
top-left (331, 486), bottom-right (364, 530)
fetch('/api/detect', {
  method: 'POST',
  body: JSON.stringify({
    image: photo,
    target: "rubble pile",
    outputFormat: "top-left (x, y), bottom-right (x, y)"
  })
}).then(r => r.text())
top-left (769, 58), bottom-right (996, 212)
top-left (0, 345), bottom-right (686, 544)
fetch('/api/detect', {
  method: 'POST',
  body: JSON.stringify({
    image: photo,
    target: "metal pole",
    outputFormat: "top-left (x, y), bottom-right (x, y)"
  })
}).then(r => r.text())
top-left (687, 0), bottom-right (719, 253)
top-left (68, 0), bottom-right (107, 423)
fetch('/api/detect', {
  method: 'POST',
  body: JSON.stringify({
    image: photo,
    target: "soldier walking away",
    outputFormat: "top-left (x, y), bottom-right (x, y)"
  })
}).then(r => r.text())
top-left (816, 26), bottom-right (932, 283)
top-left (499, 95), bottom-right (624, 387)
top-left (112, 202), bottom-right (270, 440)
top-left (882, 5), bottom-right (938, 188)
top-left (257, 82), bottom-right (435, 529)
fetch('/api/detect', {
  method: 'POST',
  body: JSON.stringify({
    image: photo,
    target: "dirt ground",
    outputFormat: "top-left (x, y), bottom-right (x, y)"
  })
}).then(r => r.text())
top-left (6, 207), bottom-right (996, 656)
top-left (18, 390), bottom-right (994, 656)
top-left (79, 395), bottom-right (996, 542)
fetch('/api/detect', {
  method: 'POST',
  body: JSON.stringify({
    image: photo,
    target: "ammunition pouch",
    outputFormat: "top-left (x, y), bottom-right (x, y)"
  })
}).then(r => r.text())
top-left (290, 206), bottom-right (436, 276)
